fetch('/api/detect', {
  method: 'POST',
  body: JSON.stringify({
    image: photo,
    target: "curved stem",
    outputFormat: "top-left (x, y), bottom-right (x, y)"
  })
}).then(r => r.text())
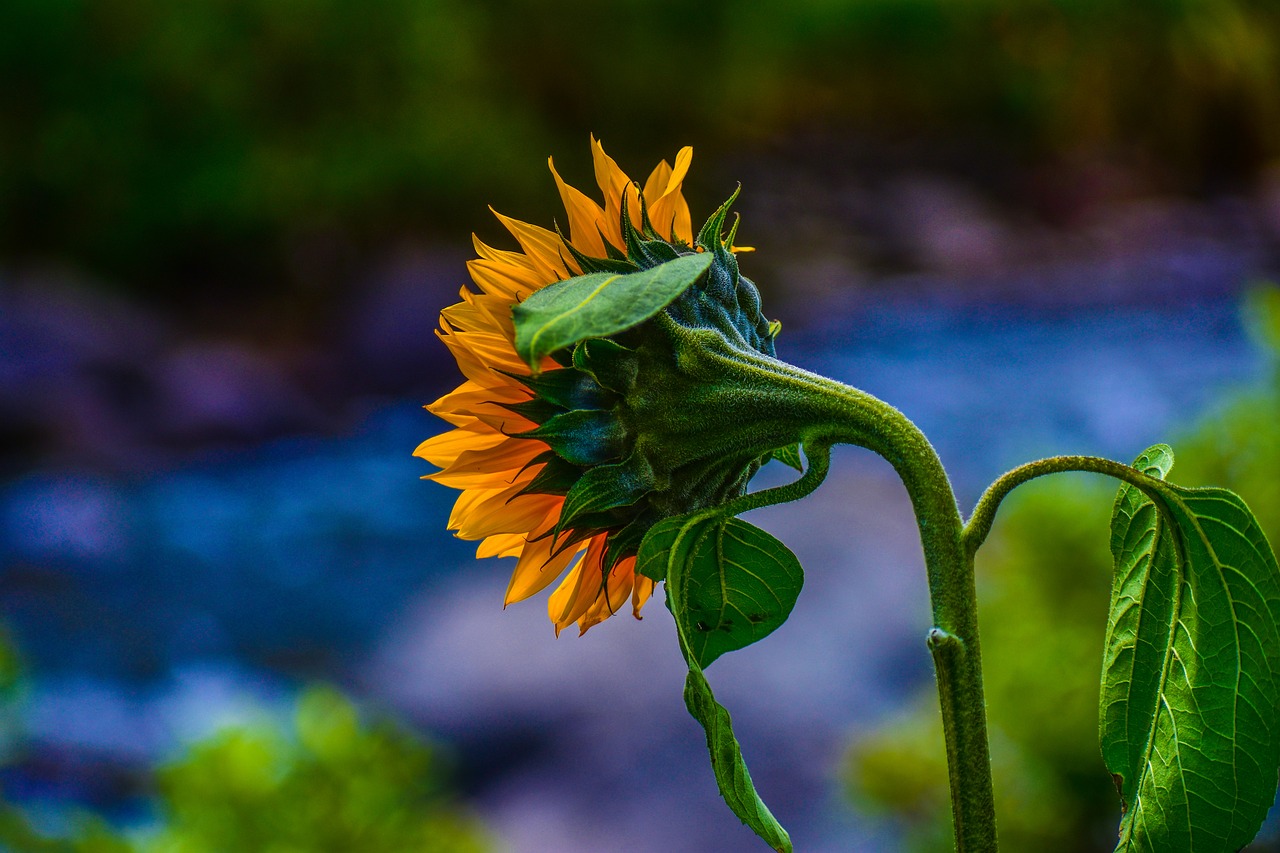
top-left (963, 455), bottom-right (1160, 558)
top-left (690, 338), bottom-right (998, 851)
top-left (721, 443), bottom-right (833, 517)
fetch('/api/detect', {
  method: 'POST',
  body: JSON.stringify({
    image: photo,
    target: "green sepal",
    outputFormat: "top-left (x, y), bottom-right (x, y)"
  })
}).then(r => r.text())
top-left (697, 185), bottom-right (741, 250)
top-left (501, 396), bottom-right (565, 426)
top-left (770, 444), bottom-right (804, 472)
top-left (557, 456), bottom-right (654, 531)
top-left (514, 366), bottom-right (612, 412)
top-left (1102, 444), bottom-right (1280, 852)
top-left (512, 252), bottom-right (713, 371)
top-left (572, 338), bottom-right (638, 394)
top-left (724, 212), bottom-right (742, 250)
top-left (621, 192), bottom-right (683, 269)
top-left (518, 453), bottom-right (583, 498)
top-left (639, 513), bottom-right (803, 668)
top-left (517, 409), bottom-right (626, 466)
top-left (554, 223), bottom-right (636, 274)
top-left (639, 511), bottom-right (794, 852)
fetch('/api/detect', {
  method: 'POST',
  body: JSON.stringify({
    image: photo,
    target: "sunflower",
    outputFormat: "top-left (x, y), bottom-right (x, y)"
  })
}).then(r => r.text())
top-left (418, 138), bottom-right (777, 635)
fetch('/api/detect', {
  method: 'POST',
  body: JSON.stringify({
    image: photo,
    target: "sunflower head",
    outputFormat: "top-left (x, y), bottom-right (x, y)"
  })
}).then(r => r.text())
top-left (419, 139), bottom-right (786, 635)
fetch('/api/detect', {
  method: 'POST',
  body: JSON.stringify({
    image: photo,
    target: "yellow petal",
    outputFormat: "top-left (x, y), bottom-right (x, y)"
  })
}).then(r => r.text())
top-left (548, 536), bottom-right (608, 634)
top-left (647, 146), bottom-right (693, 243)
top-left (549, 157), bottom-right (608, 259)
top-left (490, 208), bottom-right (570, 284)
top-left (477, 533), bottom-right (526, 559)
top-left (466, 257), bottom-right (543, 302)
top-left (473, 234), bottom-right (537, 271)
top-left (642, 159), bottom-right (673, 209)
top-left (504, 531), bottom-right (584, 606)
top-left (451, 487), bottom-right (560, 540)
top-left (414, 426), bottom-right (505, 467)
top-left (426, 439), bottom-right (545, 488)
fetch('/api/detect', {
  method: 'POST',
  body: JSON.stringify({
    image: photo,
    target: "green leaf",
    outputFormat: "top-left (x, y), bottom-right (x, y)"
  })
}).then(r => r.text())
top-left (637, 513), bottom-right (796, 852)
top-left (683, 667), bottom-right (792, 853)
top-left (771, 443), bottom-right (804, 472)
top-left (512, 252), bottom-right (713, 370)
top-left (637, 514), bottom-right (804, 668)
top-left (1102, 444), bottom-right (1280, 852)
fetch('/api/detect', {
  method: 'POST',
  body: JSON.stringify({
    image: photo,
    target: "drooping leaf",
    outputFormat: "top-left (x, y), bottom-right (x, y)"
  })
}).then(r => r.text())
top-left (512, 252), bottom-right (712, 370)
top-left (1102, 444), bottom-right (1280, 852)
top-left (637, 513), bottom-right (796, 852)
top-left (683, 666), bottom-right (792, 853)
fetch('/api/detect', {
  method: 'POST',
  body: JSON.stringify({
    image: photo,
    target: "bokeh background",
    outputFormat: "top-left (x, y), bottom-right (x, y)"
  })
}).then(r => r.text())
top-left (4, 1), bottom-right (1280, 850)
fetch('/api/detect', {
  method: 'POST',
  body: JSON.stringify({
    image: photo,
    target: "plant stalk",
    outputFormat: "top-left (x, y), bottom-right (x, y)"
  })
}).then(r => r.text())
top-left (688, 335), bottom-right (999, 851)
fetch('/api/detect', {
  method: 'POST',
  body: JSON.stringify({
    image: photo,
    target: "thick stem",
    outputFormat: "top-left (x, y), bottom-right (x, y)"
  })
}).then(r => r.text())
top-left (680, 331), bottom-right (998, 851)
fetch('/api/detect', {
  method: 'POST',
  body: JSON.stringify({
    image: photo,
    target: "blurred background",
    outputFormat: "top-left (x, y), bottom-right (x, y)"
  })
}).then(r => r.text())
top-left (3, 0), bottom-right (1280, 850)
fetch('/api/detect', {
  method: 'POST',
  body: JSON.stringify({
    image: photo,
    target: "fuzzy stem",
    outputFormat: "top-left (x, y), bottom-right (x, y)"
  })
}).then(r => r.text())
top-left (678, 329), bottom-right (998, 852)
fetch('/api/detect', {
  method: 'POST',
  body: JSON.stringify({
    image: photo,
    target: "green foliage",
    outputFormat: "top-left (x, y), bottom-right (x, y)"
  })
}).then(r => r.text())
top-left (7, 1), bottom-right (1280, 291)
top-left (139, 686), bottom-right (490, 853)
top-left (513, 253), bottom-right (712, 370)
top-left (640, 512), bottom-right (794, 851)
top-left (1102, 447), bottom-right (1280, 851)
top-left (0, 685), bottom-right (490, 853)
top-left (683, 667), bottom-right (792, 853)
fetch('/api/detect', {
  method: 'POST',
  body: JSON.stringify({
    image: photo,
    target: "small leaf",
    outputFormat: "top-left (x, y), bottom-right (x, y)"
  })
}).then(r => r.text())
top-left (680, 518), bottom-right (804, 668)
top-left (770, 444), bottom-right (804, 472)
top-left (513, 252), bottom-right (713, 370)
top-left (1102, 444), bottom-right (1280, 852)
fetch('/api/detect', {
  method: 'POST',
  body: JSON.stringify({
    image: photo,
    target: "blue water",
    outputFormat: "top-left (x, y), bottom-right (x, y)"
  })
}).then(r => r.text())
top-left (0, 291), bottom-right (1269, 848)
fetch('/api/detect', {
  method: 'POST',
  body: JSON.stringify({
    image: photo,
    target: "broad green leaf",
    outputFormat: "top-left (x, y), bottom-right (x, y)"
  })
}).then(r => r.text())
top-left (512, 252), bottom-right (713, 370)
top-left (1102, 444), bottom-right (1280, 852)
top-left (637, 514), bottom-right (795, 852)
top-left (683, 519), bottom-right (803, 668)
top-left (638, 514), bottom-right (804, 668)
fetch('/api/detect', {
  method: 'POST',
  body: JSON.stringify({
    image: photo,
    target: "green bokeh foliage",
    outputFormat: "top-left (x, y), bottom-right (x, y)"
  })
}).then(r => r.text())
top-left (4, 0), bottom-right (1279, 292)
top-left (0, 679), bottom-right (491, 853)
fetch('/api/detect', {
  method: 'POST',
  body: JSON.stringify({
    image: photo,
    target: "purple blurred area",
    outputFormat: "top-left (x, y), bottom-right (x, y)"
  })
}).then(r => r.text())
top-left (2, 141), bottom-right (1279, 851)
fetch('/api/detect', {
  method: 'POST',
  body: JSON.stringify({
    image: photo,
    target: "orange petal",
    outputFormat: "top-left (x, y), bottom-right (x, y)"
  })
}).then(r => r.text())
top-left (548, 536), bottom-right (608, 634)
top-left (504, 532), bottom-right (584, 606)
top-left (549, 157), bottom-right (608, 259)
top-left (414, 426), bottom-right (506, 467)
top-left (490, 208), bottom-right (570, 284)
top-left (577, 554), bottom-right (634, 634)
top-left (630, 566), bottom-right (655, 619)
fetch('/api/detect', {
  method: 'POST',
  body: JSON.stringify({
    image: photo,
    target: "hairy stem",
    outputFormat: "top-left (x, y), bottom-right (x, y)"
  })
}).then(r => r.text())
top-left (963, 455), bottom-right (1161, 558)
top-left (693, 336), bottom-right (999, 852)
